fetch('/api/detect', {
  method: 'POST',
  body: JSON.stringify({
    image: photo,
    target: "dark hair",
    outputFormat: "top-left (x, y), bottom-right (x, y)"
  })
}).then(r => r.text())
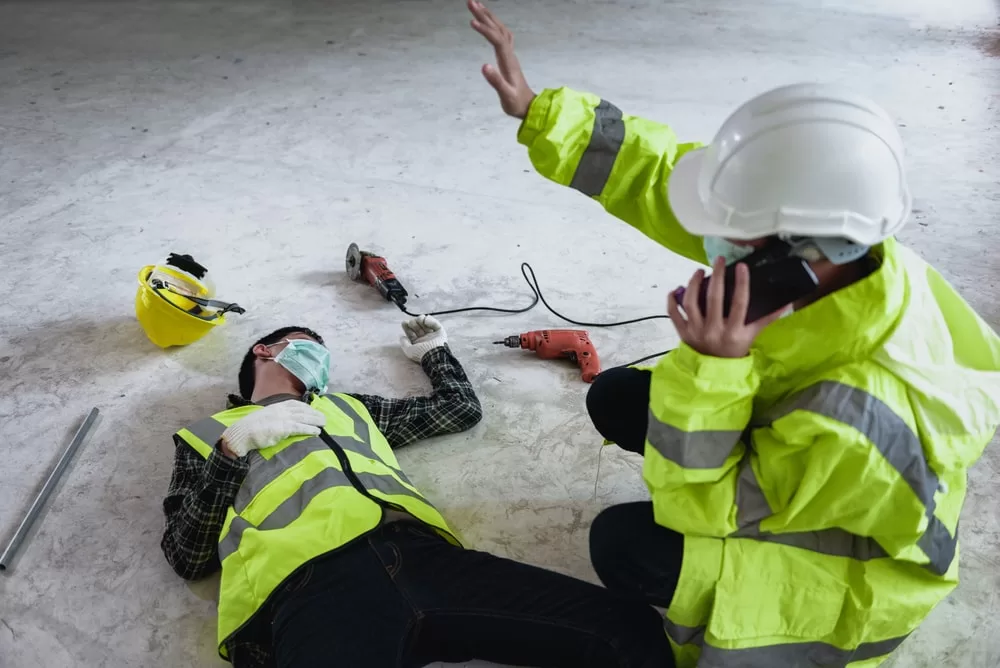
top-left (238, 326), bottom-right (324, 399)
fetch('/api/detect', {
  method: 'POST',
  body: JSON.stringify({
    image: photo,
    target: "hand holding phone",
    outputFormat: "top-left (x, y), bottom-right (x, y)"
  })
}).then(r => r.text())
top-left (673, 246), bottom-right (819, 326)
top-left (667, 255), bottom-right (812, 359)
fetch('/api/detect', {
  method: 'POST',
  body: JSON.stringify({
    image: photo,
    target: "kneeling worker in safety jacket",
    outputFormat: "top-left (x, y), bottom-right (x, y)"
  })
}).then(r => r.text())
top-left (161, 315), bottom-right (675, 667)
top-left (469, 2), bottom-right (1000, 666)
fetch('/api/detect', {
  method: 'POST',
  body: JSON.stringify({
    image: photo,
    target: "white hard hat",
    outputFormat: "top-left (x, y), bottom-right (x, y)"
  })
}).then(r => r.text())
top-left (668, 83), bottom-right (911, 246)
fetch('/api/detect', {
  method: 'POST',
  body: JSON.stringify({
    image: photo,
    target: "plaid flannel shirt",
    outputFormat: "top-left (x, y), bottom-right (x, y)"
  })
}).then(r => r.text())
top-left (159, 345), bottom-right (481, 666)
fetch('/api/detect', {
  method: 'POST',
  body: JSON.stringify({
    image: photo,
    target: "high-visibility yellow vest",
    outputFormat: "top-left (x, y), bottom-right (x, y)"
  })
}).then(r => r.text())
top-left (519, 87), bottom-right (1000, 667)
top-left (175, 393), bottom-right (459, 658)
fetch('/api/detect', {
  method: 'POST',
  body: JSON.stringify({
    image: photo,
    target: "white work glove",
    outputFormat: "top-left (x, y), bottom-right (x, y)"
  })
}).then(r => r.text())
top-left (221, 401), bottom-right (327, 458)
top-left (399, 315), bottom-right (448, 363)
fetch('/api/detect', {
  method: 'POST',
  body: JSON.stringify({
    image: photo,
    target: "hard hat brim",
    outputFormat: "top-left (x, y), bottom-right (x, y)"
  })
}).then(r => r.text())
top-left (667, 149), bottom-right (759, 241)
top-left (667, 148), bottom-right (910, 245)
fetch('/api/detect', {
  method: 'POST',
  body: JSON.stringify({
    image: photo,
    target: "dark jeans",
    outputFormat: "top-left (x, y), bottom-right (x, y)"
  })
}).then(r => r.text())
top-left (271, 520), bottom-right (675, 668)
top-left (586, 367), bottom-right (685, 609)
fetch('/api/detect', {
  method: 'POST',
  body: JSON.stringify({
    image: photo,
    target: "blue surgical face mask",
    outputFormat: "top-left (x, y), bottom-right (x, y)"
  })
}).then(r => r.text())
top-left (703, 236), bottom-right (755, 266)
top-left (271, 339), bottom-right (330, 394)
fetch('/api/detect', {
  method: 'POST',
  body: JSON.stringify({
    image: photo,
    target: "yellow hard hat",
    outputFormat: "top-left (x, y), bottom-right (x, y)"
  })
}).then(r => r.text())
top-left (135, 254), bottom-right (245, 348)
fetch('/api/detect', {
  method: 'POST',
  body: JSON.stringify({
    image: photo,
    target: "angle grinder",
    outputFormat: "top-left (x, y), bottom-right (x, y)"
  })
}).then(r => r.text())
top-left (346, 242), bottom-right (409, 309)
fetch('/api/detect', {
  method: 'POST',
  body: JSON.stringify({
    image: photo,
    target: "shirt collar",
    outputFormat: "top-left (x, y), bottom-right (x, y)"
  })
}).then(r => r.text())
top-left (255, 393), bottom-right (308, 407)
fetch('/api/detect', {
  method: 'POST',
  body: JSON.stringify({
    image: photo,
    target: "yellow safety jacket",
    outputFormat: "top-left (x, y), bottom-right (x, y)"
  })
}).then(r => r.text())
top-left (520, 87), bottom-right (1000, 667)
top-left (175, 393), bottom-right (459, 659)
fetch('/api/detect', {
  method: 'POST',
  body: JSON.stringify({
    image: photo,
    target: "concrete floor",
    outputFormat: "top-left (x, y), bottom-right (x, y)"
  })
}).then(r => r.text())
top-left (1, 0), bottom-right (998, 666)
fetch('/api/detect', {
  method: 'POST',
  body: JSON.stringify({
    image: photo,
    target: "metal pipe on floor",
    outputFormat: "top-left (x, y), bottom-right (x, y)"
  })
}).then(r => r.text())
top-left (0, 407), bottom-right (100, 572)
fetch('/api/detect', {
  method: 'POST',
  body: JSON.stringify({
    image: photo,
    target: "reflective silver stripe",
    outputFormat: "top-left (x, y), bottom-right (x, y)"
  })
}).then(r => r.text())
top-left (664, 618), bottom-right (704, 646)
top-left (233, 437), bottom-right (330, 512)
top-left (697, 634), bottom-right (908, 667)
top-left (323, 394), bottom-right (414, 485)
top-left (569, 100), bottom-right (625, 197)
top-left (219, 467), bottom-right (352, 562)
top-left (733, 457), bottom-right (887, 561)
top-left (666, 620), bottom-right (907, 664)
top-left (752, 528), bottom-right (888, 561)
top-left (355, 471), bottom-right (426, 502)
top-left (918, 517), bottom-right (958, 576)
top-left (852, 635), bottom-right (911, 661)
top-left (323, 394), bottom-right (373, 444)
top-left (646, 410), bottom-right (742, 469)
top-left (185, 416), bottom-right (227, 447)
top-left (220, 468), bottom-right (429, 562)
top-left (233, 441), bottom-right (422, 513)
top-left (734, 456), bottom-right (772, 529)
top-left (763, 381), bottom-right (955, 575)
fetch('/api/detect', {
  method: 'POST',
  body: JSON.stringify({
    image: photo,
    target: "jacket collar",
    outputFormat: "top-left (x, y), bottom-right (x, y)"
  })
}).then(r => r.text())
top-left (751, 238), bottom-right (906, 402)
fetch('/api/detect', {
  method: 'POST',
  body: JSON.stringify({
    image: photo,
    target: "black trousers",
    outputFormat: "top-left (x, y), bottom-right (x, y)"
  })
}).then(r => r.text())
top-left (586, 366), bottom-right (686, 609)
top-left (271, 520), bottom-right (675, 668)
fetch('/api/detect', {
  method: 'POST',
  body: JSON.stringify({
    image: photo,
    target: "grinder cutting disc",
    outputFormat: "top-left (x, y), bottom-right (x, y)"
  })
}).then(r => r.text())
top-left (345, 242), bottom-right (362, 281)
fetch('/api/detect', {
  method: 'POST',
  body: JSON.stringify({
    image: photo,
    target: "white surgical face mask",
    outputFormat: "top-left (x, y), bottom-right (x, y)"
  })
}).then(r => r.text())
top-left (703, 236), bottom-right (756, 265)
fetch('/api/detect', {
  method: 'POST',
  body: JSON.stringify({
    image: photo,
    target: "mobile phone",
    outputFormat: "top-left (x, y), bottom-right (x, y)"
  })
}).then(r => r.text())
top-left (673, 250), bottom-right (819, 324)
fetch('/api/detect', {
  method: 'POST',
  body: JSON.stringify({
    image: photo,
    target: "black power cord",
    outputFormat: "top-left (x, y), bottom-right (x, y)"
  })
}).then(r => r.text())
top-left (393, 262), bottom-right (671, 369)
top-left (395, 263), bottom-right (540, 318)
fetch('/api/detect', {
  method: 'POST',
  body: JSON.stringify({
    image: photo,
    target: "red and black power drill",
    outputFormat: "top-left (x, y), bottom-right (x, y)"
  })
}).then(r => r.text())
top-left (346, 243), bottom-right (409, 309)
top-left (494, 330), bottom-right (601, 383)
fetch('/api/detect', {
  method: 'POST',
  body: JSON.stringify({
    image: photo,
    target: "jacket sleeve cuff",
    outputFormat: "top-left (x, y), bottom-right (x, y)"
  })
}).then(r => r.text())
top-left (517, 90), bottom-right (553, 148)
top-left (649, 344), bottom-right (759, 433)
top-left (669, 343), bottom-right (757, 384)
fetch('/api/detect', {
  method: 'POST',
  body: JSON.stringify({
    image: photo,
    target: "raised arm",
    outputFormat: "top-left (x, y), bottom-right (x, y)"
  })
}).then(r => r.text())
top-left (469, 0), bottom-right (707, 263)
top-left (349, 316), bottom-right (483, 448)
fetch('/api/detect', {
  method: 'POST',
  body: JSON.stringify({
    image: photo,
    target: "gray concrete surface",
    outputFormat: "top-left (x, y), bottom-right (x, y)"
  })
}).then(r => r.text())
top-left (0, 0), bottom-right (998, 666)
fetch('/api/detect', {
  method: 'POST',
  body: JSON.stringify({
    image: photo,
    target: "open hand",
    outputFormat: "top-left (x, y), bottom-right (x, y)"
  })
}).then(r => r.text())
top-left (468, 0), bottom-right (536, 119)
top-left (667, 257), bottom-right (789, 359)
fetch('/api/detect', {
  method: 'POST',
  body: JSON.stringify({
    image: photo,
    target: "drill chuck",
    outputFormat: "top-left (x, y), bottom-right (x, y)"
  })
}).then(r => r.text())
top-left (494, 335), bottom-right (522, 348)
